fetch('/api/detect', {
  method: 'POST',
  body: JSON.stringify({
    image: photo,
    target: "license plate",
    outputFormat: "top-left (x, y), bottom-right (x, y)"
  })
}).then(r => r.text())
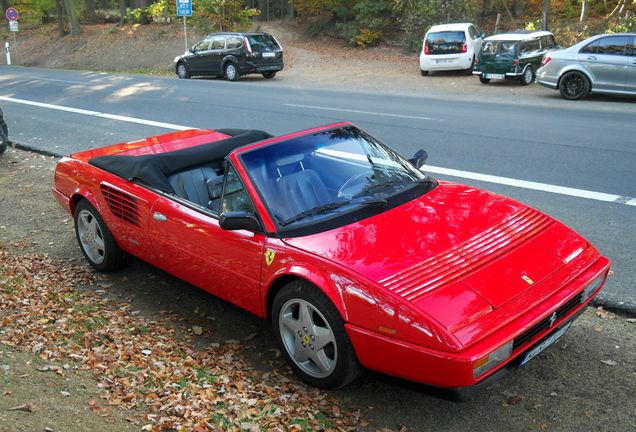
top-left (484, 73), bottom-right (504, 79)
top-left (262, 52), bottom-right (276, 58)
top-left (436, 59), bottom-right (451, 64)
top-left (519, 322), bottom-right (572, 367)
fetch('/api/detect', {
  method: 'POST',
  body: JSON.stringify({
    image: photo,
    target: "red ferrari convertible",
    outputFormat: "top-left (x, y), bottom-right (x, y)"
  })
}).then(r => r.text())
top-left (52, 123), bottom-right (609, 396)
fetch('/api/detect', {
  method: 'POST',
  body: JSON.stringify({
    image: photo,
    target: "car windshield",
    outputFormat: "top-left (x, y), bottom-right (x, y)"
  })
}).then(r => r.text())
top-left (247, 34), bottom-right (280, 51)
top-left (426, 31), bottom-right (466, 54)
top-left (240, 126), bottom-right (435, 232)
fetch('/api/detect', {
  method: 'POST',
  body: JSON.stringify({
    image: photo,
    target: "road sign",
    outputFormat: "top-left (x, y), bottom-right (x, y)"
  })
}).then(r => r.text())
top-left (9, 21), bottom-right (18, 32)
top-left (176, 0), bottom-right (192, 16)
top-left (5, 7), bottom-right (19, 21)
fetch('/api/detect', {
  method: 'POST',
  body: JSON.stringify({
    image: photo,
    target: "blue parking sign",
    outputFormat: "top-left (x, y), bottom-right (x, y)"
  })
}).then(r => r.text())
top-left (176, 0), bottom-right (192, 16)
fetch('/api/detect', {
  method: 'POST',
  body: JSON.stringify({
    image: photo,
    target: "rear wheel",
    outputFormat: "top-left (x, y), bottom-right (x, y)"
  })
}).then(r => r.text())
top-left (479, 75), bottom-right (490, 84)
top-left (262, 71), bottom-right (277, 79)
top-left (520, 66), bottom-right (534, 85)
top-left (420, 70), bottom-right (429, 76)
top-left (176, 63), bottom-right (190, 79)
top-left (272, 280), bottom-right (360, 389)
top-left (559, 71), bottom-right (590, 100)
top-left (224, 63), bottom-right (240, 81)
top-left (74, 200), bottom-right (129, 272)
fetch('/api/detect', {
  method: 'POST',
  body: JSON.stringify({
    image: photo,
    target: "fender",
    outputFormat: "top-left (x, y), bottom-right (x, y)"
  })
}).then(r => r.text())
top-left (557, 65), bottom-right (594, 89)
top-left (221, 55), bottom-right (239, 72)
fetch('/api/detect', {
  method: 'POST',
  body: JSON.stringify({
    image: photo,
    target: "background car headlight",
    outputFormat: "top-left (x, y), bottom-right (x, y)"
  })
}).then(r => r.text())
top-left (473, 340), bottom-right (513, 378)
top-left (581, 273), bottom-right (606, 303)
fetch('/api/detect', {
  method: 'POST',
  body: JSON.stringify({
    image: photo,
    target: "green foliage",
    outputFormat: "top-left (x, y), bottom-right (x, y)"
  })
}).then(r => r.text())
top-left (394, 0), bottom-right (478, 52)
top-left (191, 0), bottom-right (260, 33)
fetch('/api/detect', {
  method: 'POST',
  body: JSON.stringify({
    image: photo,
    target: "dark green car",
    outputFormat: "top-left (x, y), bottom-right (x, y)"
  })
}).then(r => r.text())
top-left (473, 31), bottom-right (557, 85)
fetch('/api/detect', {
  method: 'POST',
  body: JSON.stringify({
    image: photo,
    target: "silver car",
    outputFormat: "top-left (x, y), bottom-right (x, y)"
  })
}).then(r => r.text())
top-left (536, 33), bottom-right (635, 100)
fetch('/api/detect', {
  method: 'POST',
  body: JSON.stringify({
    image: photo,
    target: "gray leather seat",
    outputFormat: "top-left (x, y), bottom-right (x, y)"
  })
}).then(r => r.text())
top-left (275, 169), bottom-right (330, 218)
top-left (168, 167), bottom-right (219, 208)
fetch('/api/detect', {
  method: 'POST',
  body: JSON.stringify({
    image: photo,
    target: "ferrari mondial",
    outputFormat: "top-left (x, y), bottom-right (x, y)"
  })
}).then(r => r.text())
top-left (52, 123), bottom-right (609, 396)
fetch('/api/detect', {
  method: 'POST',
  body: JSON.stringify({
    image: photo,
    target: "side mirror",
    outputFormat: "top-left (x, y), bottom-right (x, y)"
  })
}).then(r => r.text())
top-left (480, 32), bottom-right (486, 38)
top-left (409, 149), bottom-right (428, 169)
top-left (219, 211), bottom-right (262, 232)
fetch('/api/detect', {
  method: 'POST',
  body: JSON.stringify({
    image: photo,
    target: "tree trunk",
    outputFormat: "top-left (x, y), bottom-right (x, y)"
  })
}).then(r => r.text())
top-left (481, 0), bottom-right (494, 16)
top-left (119, 0), bottom-right (127, 24)
top-left (64, 0), bottom-right (81, 35)
top-left (256, 0), bottom-right (266, 19)
top-left (55, 0), bottom-right (66, 37)
top-left (0, 0), bottom-right (9, 18)
top-left (542, 0), bottom-right (550, 30)
top-left (512, 0), bottom-right (524, 17)
top-left (580, 0), bottom-right (588, 24)
top-left (85, 0), bottom-right (97, 22)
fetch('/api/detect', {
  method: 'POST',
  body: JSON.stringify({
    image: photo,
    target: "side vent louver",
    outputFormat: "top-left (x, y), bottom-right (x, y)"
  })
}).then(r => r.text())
top-left (100, 184), bottom-right (140, 226)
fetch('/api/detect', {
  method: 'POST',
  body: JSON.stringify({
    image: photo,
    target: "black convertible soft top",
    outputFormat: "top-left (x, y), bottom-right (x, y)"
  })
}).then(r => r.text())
top-left (89, 129), bottom-right (273, 193)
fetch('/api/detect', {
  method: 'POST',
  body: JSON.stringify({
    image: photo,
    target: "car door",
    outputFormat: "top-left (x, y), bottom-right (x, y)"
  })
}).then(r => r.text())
top-left (469, 25), bottom-right (483, 56)
top-left (519, 38), bottom-right (542, 70)
top-left (626, 36), bottom-right (636, 93)
top-left (188, 39), bottom-right (211, 73)
top-left (579, 35), bottom-right (629, 92)
top-left (147, 163), bottom-right (266, 316)
top-left (204, 35), bottom-right (226, 75)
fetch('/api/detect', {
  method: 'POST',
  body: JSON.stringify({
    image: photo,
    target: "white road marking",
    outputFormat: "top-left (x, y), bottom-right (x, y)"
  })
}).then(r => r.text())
top-left (0, 96), bottom-right (192, 131)
top-left (2, 95), bottom-right (634, 206)
top-left (285, 103), bottom-right (439, 121)
top-left (425, 165), bottom-right (635, 206)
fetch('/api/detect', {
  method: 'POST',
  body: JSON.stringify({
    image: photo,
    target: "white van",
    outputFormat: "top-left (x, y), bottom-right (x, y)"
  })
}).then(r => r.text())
top-left (419, 23), bottom-right (484, 75)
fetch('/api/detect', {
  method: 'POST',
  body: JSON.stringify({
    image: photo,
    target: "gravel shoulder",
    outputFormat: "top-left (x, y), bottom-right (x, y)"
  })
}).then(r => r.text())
top-left (1, 147), bottom-right (635, 431)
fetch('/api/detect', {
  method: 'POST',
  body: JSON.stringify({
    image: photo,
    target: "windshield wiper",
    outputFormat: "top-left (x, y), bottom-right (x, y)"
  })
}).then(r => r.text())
top-left (351, 178), bottom-right (432, 199)
top-left (279, 198), bottom-right (387, 227)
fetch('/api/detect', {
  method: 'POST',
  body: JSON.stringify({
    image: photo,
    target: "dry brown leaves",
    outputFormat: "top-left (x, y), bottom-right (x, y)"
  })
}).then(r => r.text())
top-left (0, 248), bottom-right (364, 431)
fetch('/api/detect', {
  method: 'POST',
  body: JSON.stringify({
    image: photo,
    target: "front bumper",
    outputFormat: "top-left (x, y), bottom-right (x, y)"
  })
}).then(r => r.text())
top-left (346, 254), bottom-right (610, 392)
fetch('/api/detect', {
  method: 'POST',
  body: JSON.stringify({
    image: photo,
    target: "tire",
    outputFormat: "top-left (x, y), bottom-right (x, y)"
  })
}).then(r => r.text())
top-left (559, 71), bottom-right (590, 100)
top-left (520, 66), bottom-right (534, 86)
top-left (224, 63), bottom-right (240, 81)
top-left (421, 70), bottom-right (429, 76)
top-left (272, 280), bottom-right (360, 389)
top-left (479, 75), bottom-right (490, 84)
top-left (74, 199), bottom-right (129, 272)
top-left (0, 109), bottom-right (7, 154)
top-left (262, 71), bottom-right (276, 79)
top-left (176, 62), bottom-right (190, 79)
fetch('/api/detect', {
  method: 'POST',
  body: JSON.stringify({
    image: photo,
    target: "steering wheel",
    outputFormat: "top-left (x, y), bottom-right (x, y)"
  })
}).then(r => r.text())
top-left (337, 173), bottom-right (370, 199)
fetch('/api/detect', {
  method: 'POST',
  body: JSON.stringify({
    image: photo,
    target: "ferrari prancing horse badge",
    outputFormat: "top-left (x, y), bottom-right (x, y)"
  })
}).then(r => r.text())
top-left (265, 249), bottom-right (276, 266)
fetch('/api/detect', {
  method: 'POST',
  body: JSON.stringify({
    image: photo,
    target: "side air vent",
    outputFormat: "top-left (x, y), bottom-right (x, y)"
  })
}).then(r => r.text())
top-left (100, 184), bottom-right (140, 226)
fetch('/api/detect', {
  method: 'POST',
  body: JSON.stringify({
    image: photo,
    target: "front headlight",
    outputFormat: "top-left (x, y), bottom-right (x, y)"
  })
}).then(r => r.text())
top-left (473, 340), bottom-right (513, 378)
top-left (581, 273), bottom-right (605, 303)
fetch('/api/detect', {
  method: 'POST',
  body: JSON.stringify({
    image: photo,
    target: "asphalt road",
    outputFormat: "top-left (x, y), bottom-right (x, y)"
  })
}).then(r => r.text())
top-left (0, 65), bottom-right (634, 313)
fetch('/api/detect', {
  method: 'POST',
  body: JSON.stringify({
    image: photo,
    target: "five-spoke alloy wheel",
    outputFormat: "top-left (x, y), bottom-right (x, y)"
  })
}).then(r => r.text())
top-left (272, 281), bottom-right (360, 389)
top-left (176, 63), bottom-right (190, 79)
top-left (224, 63), bottom-right (240, 81)
top-left (74, 200), bottom-right (129, 272)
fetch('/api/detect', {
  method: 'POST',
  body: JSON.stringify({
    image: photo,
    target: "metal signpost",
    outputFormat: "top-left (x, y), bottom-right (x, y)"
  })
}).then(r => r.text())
top-left (176, 0), bottom-right (192, 52)
top-left (5, 7), bottom-right (19, 65)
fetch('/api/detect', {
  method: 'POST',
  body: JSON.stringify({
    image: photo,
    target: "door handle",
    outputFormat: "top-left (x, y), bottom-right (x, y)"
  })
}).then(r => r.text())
top-left (587, 56), bottom-right (597, 60)
top-left (153, 212), bottom-right (168, 222)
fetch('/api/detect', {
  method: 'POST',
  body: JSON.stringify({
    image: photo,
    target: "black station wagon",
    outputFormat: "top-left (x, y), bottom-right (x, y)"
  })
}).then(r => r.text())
top-left (473, 31), bottom-right (557, 85)
top-left (173, 32), bottom-right (284, 81)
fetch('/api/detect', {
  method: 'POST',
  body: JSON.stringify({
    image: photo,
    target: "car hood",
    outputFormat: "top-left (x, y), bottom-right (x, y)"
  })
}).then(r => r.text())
top-left (283, 182), bottom-right (586, 328)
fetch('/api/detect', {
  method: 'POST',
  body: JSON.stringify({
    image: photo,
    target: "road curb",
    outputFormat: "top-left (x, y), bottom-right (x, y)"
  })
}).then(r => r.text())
top-left (11, 141), bottom-right (63, 158)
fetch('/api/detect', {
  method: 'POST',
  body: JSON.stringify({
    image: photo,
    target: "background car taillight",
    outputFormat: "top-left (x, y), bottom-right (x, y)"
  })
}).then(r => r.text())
top-left (461, 43), bottom-right (467, 53)
top-left (474, 57), bottom-right (479, 66)
top-left (541, 55), bottom-right (551, 66)
top-left (513, 59), bottom-right (519, 66)
top-left (423, 42), bottom-right (430, 55)
top-left (242, 37), bottom-right (253, 58)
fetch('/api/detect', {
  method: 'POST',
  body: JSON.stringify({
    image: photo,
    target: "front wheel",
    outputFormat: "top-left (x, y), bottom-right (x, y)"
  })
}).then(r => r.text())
top-left (559, 71), bottom-right (590, 100)
top-left (520, 66), bottom-right (534, 86)
top-left (420, 70), bottom-right (429, 76)
top-left (262, 71), bottom-right (276, 79)
top-left (272, 280), bottom-right (360, 389)
top-left (74, 200), bottom-right (129, 272)
top-left (176, 63), bottom-right (190, 79)
top-left (224, 63), bottom-right (240, 81)
top-left (479, 75), bottom-right (490, 84)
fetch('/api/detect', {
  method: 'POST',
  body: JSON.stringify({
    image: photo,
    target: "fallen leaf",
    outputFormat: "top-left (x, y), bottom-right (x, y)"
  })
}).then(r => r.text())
top-left (8, 403), bottom-right (33, 412)
top-left (595, 307), bottom-right (616, 320)
top-left (192, 326), bottom-right (203, 335)
top-left (600, 359), bottom-right (617, 366)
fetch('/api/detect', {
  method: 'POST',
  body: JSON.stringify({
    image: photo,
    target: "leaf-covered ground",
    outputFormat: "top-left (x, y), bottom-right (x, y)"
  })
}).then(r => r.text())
top-left (0, 247), bottom-right (365, 431)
